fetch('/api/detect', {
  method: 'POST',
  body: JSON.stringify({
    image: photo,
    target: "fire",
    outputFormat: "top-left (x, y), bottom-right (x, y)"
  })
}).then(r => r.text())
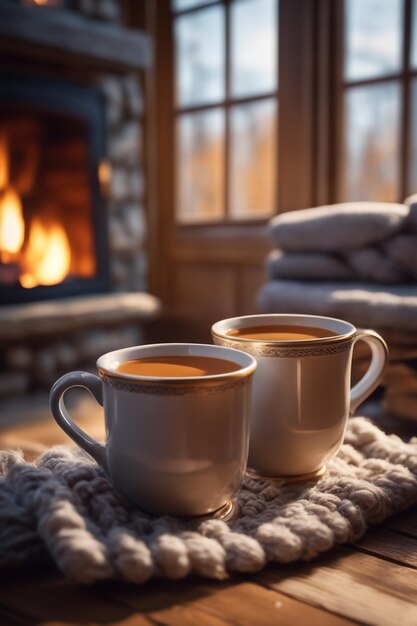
top-left (20, 218), bottom-right (71, 288)
top-left (0, 131), bottom-right (72, 289)
top-left (0, 187), bottom-right (25, 261)
top-left (0, 133), bottom-right (25, 262)
top-left (0, 134), bottom-right (8, 189)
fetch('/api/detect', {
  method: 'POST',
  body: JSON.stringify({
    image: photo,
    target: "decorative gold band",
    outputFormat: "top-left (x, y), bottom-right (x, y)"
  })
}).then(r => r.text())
top-left (212, 335), bottom-right (354, 358)
top-left (99, 370), bottom-right (251, 396)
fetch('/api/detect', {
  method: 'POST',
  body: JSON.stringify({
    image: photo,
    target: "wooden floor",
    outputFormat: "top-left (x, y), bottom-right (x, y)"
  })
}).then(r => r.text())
top-left (0, 399), bottom-right (416, 626)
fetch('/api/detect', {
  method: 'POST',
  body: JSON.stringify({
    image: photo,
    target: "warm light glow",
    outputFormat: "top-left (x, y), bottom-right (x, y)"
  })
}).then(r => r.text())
top-left (0, 187), bottom-right (25, 260)
top-left (20, 218), bottom-right (71, 288)
top-left (0, 135), bottom-right (8, 190)
top-left (23, 0), bottom-right (61, 5)
top-left (98, 160), bottom-right (112, 184)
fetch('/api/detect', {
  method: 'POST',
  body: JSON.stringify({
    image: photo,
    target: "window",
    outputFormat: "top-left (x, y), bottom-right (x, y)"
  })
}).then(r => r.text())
top-left (338, 0), bottom-right (416, 202)
top-left (172, 0), bottom-right (279, 224)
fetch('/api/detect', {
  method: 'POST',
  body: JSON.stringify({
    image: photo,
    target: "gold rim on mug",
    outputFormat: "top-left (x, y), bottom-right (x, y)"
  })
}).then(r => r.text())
top-left (97, 343), bottom-right (257, 395)
top-left (211, 336), bottom-right (355, 358)
top-left (211, 314), bottom-right (357, 358)
top-left (99, 370), bottom-right (250, 395)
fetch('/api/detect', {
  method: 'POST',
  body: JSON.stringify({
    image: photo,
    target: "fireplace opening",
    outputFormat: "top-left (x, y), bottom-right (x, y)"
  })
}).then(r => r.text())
top-left (0, 78), bottom-right (110, 305)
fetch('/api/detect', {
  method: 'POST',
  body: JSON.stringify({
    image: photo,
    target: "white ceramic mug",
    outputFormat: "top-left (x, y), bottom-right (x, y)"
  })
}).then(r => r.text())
top-left (50, 343), bottom-right (256, 516)
top-left (212, 314), bottom-right (388, 477)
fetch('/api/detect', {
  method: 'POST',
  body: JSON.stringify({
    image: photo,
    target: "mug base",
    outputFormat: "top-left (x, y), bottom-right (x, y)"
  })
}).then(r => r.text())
top-left (180, 499), bottom-right (237, 522)
top-left (245, 465), bottom-right (326, 484)
top-left (211, 498), bottom-right (237, 521)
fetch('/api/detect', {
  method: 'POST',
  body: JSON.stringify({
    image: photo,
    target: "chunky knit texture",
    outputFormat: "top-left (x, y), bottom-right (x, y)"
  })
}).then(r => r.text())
top-left (1, 417), bottom-right (416, 584)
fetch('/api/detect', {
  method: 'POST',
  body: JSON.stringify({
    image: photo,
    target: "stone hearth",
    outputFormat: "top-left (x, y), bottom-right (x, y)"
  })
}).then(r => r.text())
top-left (0, 293), bottom-right (160, 395)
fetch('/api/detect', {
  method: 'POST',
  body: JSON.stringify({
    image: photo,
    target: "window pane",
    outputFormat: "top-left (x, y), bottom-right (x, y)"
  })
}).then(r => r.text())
top-left (231, 0), bottom-right (278, 98)
top-left (173, 0), bottom-right (215, 10)
top-left (176, 109), bottom-right (225, 223)
top-left (344, 0), bottom-right (403, 81)
top-left (341, 83), bottom-right (401, 201)
top-left (175, 6), bottom-right (225, 107)
top-left (409, 78), bottom-right (417, 191)
top-left (229, 99), bottom-right (277, 219)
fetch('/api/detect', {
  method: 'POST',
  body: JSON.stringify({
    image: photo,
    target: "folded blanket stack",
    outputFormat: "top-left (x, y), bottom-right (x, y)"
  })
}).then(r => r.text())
top-left (259, 199), bottom-right (417, 422)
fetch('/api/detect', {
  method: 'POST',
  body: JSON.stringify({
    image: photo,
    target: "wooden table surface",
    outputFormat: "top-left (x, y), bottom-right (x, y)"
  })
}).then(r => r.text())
top-left (0, 399), bottom-right (416, 626)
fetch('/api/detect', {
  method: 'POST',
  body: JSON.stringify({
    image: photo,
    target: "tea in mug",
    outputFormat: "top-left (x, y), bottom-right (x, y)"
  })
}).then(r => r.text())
top-left (226, 325), bottom-right (336, 341)
top-left (116, 355), bottom-right (240, 377)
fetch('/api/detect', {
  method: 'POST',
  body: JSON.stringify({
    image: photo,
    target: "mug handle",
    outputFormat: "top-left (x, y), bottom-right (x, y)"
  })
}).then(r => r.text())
top-left (50, 371), bottom-right (108, 472)
top-left (350, 330), bottom-right (388, 414)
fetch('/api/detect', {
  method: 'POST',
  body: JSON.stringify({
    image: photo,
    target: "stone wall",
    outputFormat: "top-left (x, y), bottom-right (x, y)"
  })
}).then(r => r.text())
top-left (96, 73), bottom-right (147, 293)
top-left (2, 324), bottom-right (142, 393)
top-left (90, 1), bottom-right (148, 293)
top-left (76, 0), bottom-right (123, 23)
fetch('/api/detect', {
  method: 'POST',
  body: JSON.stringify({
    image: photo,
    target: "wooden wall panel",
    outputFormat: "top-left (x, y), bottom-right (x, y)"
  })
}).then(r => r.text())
top-left (240, 266), bottom-right (267, 315)
top-left (173, 264), bottom-right (236, 325)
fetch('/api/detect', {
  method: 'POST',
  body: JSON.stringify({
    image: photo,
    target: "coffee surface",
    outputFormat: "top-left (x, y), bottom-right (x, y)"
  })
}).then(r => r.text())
top-left (227, 324), bottom-right (336, 341)
top-left (116, 355), bottom-right (239, 378)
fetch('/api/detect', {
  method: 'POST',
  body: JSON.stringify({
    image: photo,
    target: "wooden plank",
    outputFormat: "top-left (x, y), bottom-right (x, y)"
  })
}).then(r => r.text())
top-left (259, 547), bottom-right (417, 626)
top-left (314, 0), bottom-right (333, 206)
top-left (149, 605), bottom-right (234, 626)
top-left (144, 0), bottom-right (174, 304)
top-left (172, 265), bottom-right (237, 322)
top-left (353, 528), bottom-right (417, 569)
top-left (0, 567), bottom-right (152, 626)
top-left (278, 0), bottom-right (315, 212)
top-left (107, 581), bottom-right (236, 626)
top-left (103, 580), bottom-right (355, 626)
top-left (171, 226), bottom-right (271, 265)
top-left (240, 265), bottom-right (267, 315)
top-left (0, 3), bottom-right (152, 71)
top-left (386, 509), bottom-right (417, 538)
top-left (399, 0), bottom-right (413, 199)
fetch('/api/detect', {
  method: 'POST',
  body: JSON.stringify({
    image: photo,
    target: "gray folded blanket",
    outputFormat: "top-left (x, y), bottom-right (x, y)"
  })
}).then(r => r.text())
top-left (269, 203), bottom-right (408, 252)
top-left (266, 250), bottom-right (354, 280)
top-left (258, 280), bottom-right (417, 330)
top-left (266, 248), bottom-right (411, 283)
top-left (344, 247), bottom-right (410, 283)
top-left (404, 194), bottom-right (417, 232)
top-left (383, 235), bottom-right (417, 278)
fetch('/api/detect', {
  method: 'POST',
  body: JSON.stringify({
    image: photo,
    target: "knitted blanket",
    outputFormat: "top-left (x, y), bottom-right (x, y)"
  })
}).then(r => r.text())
top-left (1, 417), bottom-right (416, 584)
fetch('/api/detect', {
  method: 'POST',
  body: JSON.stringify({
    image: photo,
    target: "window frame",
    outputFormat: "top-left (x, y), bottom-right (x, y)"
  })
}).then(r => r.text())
top-left (139, 0), bottom-right (324, 301)
top-left (333, 0), bottom-right (415, 203)
top-left (172, 0), bottom-right (280, 226)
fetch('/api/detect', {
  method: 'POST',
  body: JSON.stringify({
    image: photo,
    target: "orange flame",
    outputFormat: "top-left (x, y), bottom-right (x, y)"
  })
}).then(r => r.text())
top-left (20, 218), bottom-right (71, 288)
top-left (0, 134), bottom-right (8, 190)
top-left (0, 187), bottom-right (25, 261)
top-left (0, 132), bottom-right (72, 288)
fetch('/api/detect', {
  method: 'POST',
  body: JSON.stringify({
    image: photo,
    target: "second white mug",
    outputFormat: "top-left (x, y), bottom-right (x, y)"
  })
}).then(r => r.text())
top-left (212, 314), bottom-right (388, 477)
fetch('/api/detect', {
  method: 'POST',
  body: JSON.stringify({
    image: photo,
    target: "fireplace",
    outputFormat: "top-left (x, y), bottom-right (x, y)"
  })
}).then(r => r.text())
top-left (0, 2), bottom-right (160, 403)
top-left (0, 77), bottom-right (110, 305)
